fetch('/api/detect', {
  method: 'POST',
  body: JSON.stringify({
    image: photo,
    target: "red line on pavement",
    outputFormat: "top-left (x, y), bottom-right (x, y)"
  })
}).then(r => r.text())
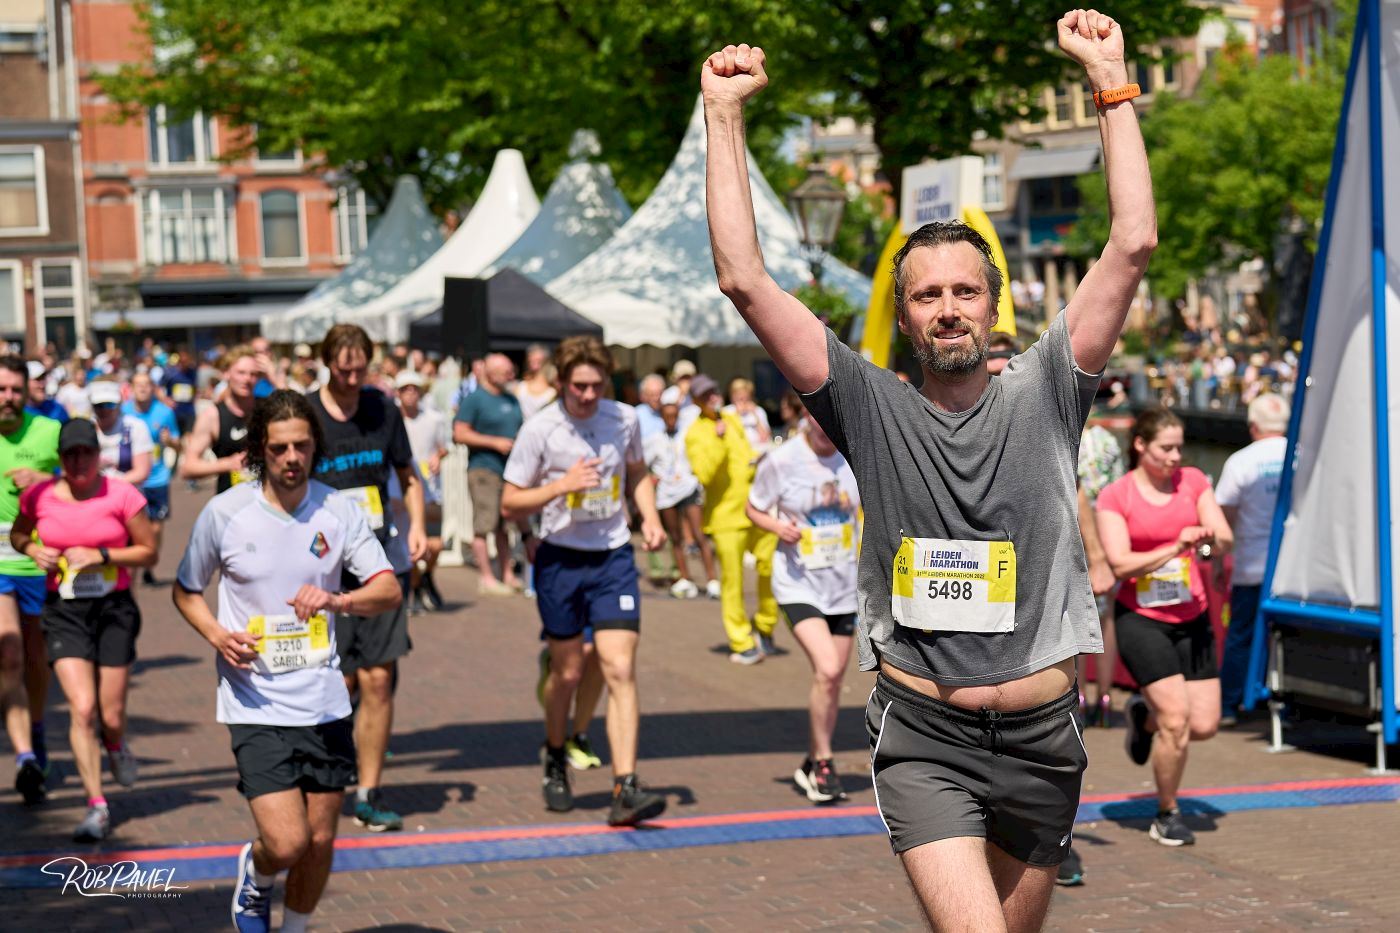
top-left (6, 775), bottom-right (1396, 869)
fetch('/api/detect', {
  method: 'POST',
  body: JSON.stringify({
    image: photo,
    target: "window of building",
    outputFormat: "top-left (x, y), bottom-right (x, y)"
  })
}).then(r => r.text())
top-left (981, 153), bottom-right (1005, 211)
top-left (1028, 176), bottom-right (1082, 213)
top-left (260, 189), bottom-right (303, 263)
top-left (147, 105), bottom-right (216, 166)
top-left (141, 188), bottom-right (230, 265)
top-left (333, 187), bottom-right (371, 262)
top-left (1052, 85), bottom-right (1074, 124)
top-left (1134, 62), bottom-right (1154, 96)
top-left (253, 125), bottom-right (300, 165)
top-left (0, 147), bottom-right (48, 237)
top-left (1161, 56), bottom-right (1177, 89)
top-left (0, 261), bottom-right (23, 335)
top-left (1080, 82), bottom-right (1096, 122)
top-left (34, 259), bottom-right (81, 349)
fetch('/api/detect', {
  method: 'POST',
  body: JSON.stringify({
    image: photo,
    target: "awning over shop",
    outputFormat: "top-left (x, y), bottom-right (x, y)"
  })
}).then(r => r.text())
top-left (1008, 146), bottom-right (1100, 181)
top-left (93, 304), bottom-right (289, 330)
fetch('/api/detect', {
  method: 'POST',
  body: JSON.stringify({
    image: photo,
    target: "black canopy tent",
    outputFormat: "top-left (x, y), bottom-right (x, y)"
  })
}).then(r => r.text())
top-left (410, 268), bottom-right (603, 357)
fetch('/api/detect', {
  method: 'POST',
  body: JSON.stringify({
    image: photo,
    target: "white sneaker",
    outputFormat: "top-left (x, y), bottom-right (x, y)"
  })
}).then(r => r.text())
top-left (670, 579), bottom-right (699, 599)
top-left (705, 579), bottom-right (722, 600)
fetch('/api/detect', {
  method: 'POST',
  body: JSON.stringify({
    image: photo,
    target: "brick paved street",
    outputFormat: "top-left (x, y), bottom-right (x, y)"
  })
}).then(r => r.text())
top-left (3, 485), bottom-right (1399, 931)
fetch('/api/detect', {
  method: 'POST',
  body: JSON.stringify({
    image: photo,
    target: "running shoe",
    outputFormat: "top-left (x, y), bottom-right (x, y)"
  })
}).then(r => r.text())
top-left (352, 789), bottom-right (403, 832)
top-left (607, 774), bottom-right (666, 826)
top-left (536, 647), bottom-right (551, 708)
top-left (705, 579), bottom-right (721, 600)
top-left (409, 592), bottom-right (427, 616)
top-left (479, 580), bottom-right (516, 597)
top-left (72, 804), bottom-right (110, 843)
top-left (754, 631), bottom-right (776, 656)
top-left (541, 746), bottom-right (573, 812)
top-left (424, 573), bottom-right (446, 609)
top-left (1095, 694), bottom-right (1113, 729)
top-left (794, 757), bottom-right (847, 804)
top-left (231, 841), bottom-right (273, 932)
top-left (669, 578), bottom-right (699, 599)
top-left (31, 723), bottom-right (47, 775)
top-left (729, 647), bottom-right (764, 666)
top-left (14, 759), bottom-right (46, 806)
top-left (1124, 694), bottom-right (1153, 766)
top-left (417, 582), bottom-right (442, 612)
top-left (565, 733), bottom-right (603, 770)
top-left (1149, 808), bottom-right (1196, 846)
top-left (1056, 845), bottom-right (1085, 886)
top-left (108, 743), bottom-right (139, 787)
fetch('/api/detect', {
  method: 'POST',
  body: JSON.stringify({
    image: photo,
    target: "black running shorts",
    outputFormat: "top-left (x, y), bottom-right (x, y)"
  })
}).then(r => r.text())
top-left (1114, 605), bottom-right (1218, 687)
top-left (867, 674), bottom-right (1086, 867)
top-left (337, 572), bottom-right (412, 674)
top-left (43, 589), bottom-right (142, 667)
top-left (228, 718), bottom-right (356, 799)
top-left (780, 602), bottom-right (856, 637)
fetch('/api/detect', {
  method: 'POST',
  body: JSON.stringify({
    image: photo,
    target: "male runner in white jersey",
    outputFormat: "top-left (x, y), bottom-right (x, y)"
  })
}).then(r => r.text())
top-left (502, 336), bottom-right (669, 826)
top-left (175, 389), bottom-right (400, 933)
top-left (703, 10), bottom-right (1155, 927)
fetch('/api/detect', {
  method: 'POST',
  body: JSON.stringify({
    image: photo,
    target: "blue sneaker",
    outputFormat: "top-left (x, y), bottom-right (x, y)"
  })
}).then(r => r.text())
top-left (353, 789), bottom-right (403, 832)
top-left (231, 842), bottom-right (273, 932)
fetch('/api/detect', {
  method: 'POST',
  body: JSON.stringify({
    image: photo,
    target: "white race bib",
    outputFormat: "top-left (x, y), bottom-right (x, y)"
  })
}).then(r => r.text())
top-left (799, 522), bottom-right (855, 571)
top-left (58, 560), bottom-right (118, 600)
top-left (892, 537), bottom-right (1017, 634)
top-left (171, 383), bottom-right (194, 403)
top-left (248, 613), bottom-right (333, 675)
top-left (337, 485), bottom-right (385, 530)
top-left (0, 523), bottom-right (18, 561)
top-left (1137, 557), bottom-right (1193, 608)
top-left (566, 475), bottom-right (621, 523)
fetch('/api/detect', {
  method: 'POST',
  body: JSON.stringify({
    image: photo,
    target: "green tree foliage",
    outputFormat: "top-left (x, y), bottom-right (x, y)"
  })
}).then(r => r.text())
top-left (104, 1), bottom-right (1202, 220)
top-left (1069, 31), bottom-right (1348, 302)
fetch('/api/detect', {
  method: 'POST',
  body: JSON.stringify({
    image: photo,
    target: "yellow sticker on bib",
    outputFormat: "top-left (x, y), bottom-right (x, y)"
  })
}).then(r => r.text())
top-left (1137, 557), bottom-right (1192, 608)
top-left (799, 522), bottom-right (855, 571)
top-left (229, 469), bottom-right (250, 487)
top-left (57, 558), bottom-right (118, 600)
top-left (337, 485), bottom-right (385, 530)
top-left (248, 613), bottom-right (332, 675)
top-left (566, 475), bottom-right (621, 522)
top-left (892, 537), bottom-right (1016, 634)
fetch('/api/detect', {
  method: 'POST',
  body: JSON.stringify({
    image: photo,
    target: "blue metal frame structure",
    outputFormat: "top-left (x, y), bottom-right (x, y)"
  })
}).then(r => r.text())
top-left (1249, 0), bottom-right (1397, 744)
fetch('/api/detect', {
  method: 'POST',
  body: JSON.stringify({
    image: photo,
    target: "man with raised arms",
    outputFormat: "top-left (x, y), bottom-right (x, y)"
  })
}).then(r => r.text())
top-left (703, 9), bottom-right (1155, 928)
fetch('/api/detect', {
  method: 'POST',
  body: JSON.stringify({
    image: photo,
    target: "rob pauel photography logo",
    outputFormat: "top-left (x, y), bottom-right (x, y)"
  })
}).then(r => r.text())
top-left (40, 857), bottom-right (189, 899)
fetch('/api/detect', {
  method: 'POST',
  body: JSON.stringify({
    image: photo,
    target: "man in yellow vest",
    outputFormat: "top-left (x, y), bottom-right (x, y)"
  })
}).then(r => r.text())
top-left (685, 375), bottom-right (778, 664)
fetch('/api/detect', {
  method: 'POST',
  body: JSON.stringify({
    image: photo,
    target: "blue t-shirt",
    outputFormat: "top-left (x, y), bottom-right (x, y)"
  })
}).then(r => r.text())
top-left (161, 367), bottom-right (198, 418)
top-left (253, 377), bottom-right (276, 399)
top-left (25, 399), bottom-right (68, 425)
top-left (634, 403), bottom-right (665, 440)
top-left (121, 399), bottom-right (180, 488)
top-left (454, 387), bottom-right (523, 475)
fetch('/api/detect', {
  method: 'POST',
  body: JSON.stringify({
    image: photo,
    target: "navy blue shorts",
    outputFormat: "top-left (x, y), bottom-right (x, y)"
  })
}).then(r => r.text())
top-left (142, 485), bottom-right (171, 522)
top-left (534, 541), bottom-right (641, 640)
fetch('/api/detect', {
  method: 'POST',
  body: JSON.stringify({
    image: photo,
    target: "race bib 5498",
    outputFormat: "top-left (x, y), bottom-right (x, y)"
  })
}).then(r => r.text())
top-left (892, 537), bottom-right (1017, 634)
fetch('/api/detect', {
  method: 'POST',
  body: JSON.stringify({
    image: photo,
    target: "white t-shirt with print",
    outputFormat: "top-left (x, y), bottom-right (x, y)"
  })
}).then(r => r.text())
top-left (97, 414), bottom-right (155, 477)
top-left (502, 399), bottom-right (642, 551)
top-left (176, 480), bottom-right (392, 726)
top-left (1215, 435), bottom-right (1286, 586)
top-left (748, 435), bottom-right (860, 614)
top-left (402, 407), bottom-right (449, 505)
top-left (644, 427), bottom-right (699, 510)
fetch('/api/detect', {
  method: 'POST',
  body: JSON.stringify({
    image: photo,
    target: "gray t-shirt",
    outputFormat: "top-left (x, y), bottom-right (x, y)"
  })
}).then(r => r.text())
top-left (802, 314), bottom-right (1102, 685)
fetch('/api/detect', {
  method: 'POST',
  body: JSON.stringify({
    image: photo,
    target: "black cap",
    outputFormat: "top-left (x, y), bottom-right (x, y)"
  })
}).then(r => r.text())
top-left (58, 418), bottom-right (99, 454)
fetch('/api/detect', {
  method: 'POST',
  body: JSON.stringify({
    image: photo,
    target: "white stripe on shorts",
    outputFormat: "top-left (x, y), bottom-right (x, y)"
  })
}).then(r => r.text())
top-left (870, 690), bottom-right (896, 840)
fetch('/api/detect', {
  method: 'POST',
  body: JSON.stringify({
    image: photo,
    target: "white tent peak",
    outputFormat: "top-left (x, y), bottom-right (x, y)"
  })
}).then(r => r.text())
top-left (262, 174), bottom-right (443, 343)
top-left (487, 141), bottom-right (632, 287)
top-left (547, 96), bottom-right (870, 348)
top-left (568, 129), bottom-right (602, 160)
top-left (347, 149), bottom-right (539, 341)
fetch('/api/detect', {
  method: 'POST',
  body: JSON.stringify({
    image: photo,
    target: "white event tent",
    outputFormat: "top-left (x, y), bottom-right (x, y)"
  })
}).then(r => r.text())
top-left (262, 175), bottom-right (444, 344)
top-left (547, 98), bottom-right (871, 349)
top-left (486, 130), bottom-right (633, 286)
top-left (348, 150), bottom-right (539, 342)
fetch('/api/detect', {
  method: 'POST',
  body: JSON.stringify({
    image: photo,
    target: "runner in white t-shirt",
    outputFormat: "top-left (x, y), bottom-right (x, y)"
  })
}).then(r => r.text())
top-left (644, 386), bottom-right (718, 599)
top-left (501, 336), bottom-right (668, 827)
top-left (90, 381), bottom-right (154, 488)
top-left (1215, 392), bottom-right (1289, 720)
top-left (174, 389), bottom-right (400, 933)
top-left (395, 371), bottom-right (449, 613)
top-left (746, 402), bottom-right (860, 804)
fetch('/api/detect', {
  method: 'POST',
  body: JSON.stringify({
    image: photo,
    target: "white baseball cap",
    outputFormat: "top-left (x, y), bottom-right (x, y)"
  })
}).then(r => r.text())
top-left (395, 370), bottom-right (426, 390)
top-left (659, 386), bottom-right (683, 406)
top-left (88, 381), bottom-right (122, 406)
top-left (25, 361), bottom-right (45, 380)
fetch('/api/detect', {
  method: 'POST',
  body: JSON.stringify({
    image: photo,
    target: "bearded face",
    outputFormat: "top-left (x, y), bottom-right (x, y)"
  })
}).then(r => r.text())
top-left (898, 242), bottom-right (997, 379)
top-left (912, 315), bottom-right (990, 376)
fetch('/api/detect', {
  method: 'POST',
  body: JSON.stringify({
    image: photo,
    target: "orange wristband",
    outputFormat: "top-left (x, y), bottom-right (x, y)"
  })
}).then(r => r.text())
top-left (1093, 83), bottom-right (1141, 111)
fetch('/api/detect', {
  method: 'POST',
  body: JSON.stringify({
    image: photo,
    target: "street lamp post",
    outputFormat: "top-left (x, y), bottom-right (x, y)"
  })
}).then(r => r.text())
top-left (787, 164), bottom-right (847, 286)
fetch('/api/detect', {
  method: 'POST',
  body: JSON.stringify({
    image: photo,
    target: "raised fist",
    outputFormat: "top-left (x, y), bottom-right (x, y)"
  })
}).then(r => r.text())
top-left (1057, 9), bottom-right (1127, 87)
top-left (701, 44), bottom-right (768, 105)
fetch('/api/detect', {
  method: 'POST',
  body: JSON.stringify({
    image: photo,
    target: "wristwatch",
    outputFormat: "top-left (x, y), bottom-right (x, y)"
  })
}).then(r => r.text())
top-left (99, 547), bottom-right (111, 565)
top-left (1093, 83), bottom-right (1142, 111)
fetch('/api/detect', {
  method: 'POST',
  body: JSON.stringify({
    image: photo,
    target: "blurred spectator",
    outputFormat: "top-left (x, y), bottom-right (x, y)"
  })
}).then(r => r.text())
top-left (722, 378), bottom-right (771, 450)
top-left (454, 353), bottom-right (526, 596)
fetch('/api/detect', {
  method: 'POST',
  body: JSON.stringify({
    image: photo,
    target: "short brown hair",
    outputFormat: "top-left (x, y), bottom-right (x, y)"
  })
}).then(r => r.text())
top-left (321, 323), bottom-right (373, 367)
top-left (1129, 407), bottom-right (1183, 468)
top-left (553, 336), bottom-right (613, 384)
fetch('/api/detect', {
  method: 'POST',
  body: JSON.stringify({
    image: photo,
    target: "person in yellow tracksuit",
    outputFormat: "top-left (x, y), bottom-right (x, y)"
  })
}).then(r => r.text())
top-left (684, 375), bottom-right (778, 664)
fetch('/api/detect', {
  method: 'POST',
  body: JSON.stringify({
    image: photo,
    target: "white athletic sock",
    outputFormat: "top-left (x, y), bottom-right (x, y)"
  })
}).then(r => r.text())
top-left (281, 907), bottom-right (312, 933)
top-left (253, 867), bottom-right (276, 889)
top-left (355, 786), bottom-right (372, 804)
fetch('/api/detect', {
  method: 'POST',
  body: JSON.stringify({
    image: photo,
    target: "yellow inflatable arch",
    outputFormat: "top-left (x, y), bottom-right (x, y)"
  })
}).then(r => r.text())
top-left (858, 206), bottom-right (1016, 370)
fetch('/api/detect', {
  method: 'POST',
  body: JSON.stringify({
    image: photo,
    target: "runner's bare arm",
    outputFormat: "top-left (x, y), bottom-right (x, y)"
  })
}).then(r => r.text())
top-left (394, 461), bottom-right (428, 562)
top-left (178, 405), bottom-right (240, 479)
top-left (1096, 508), bottom-right (1209, 580)
top-left (1195, 487), bottom-right (1234, 555)
top-left (500, 458), bottom-right (601, 521)
top-left (121, 450), bottom-right (152, 488)
top-left (173, 584), bottom-right (258, 669)
top-left (704, 45), bottom-right (829, 393)
top-left (1057, 9), bottom-right (1157, 375)
top-left (626, 459), bottom-right (666, 551)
